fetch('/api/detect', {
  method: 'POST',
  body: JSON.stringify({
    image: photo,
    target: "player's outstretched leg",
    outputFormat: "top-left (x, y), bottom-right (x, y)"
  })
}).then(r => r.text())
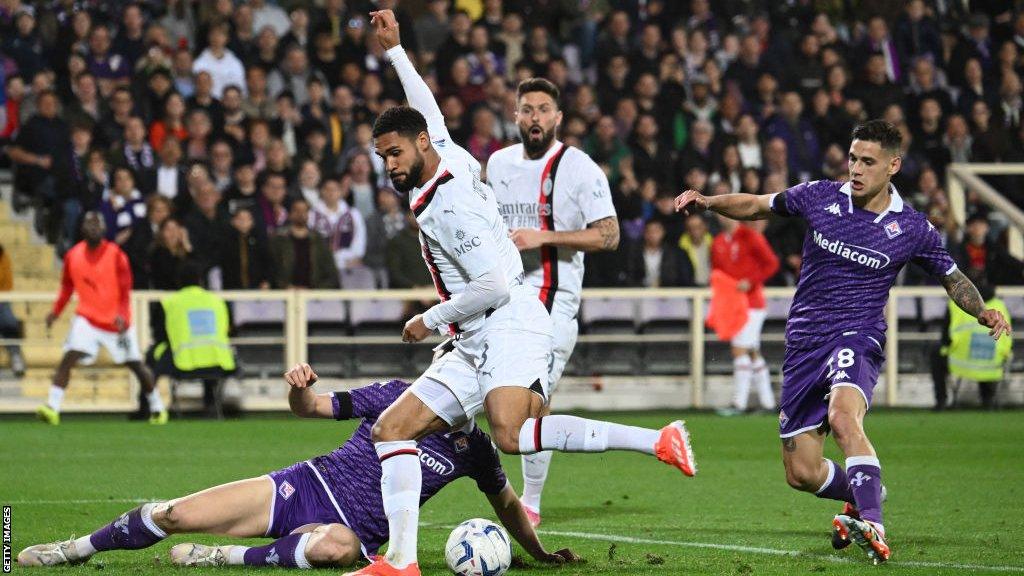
top-left (827, 387), bottom-right (889, 563)
top-left (36, 351), bottom-right (86, 425)
top-left (125, 360), bottom-right (168, 424)
top-left (172, 523), bottom-right (362, 569)
top-left (18, 476), bottom-right (273, 567)
top-left (485, 388), bottom-right (696, 477)
top-left (520, 402), bottom-right (553, 527)
top-left (172, 523), bottom-right (361, 568)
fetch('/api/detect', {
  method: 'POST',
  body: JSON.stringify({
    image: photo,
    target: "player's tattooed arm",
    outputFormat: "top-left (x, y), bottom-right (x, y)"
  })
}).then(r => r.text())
top-left (942, 269), bottom-right (1012, 339)
top-left (942, 269), bottom-right (986, 316)
top-left (509, 216), bottom-right (620, 252)
top-left (590, 216), bottom-right (621, 251)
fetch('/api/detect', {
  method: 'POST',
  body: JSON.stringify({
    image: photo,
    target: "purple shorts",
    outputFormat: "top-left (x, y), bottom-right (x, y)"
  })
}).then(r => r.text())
top-left (778, 331), bottom-right (885, 438)
top-left (265, 461), bottom-right (344, 538)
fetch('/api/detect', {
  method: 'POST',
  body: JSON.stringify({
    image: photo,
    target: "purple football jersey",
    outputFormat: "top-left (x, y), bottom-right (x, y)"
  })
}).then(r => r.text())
top-left (770, 180), bottom-right (957, 350)
top-left (307, 380), bottom-right (507, 555)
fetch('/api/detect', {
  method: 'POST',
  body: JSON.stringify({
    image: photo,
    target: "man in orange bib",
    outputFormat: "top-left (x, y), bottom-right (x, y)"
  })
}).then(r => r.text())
top-left (39, 212), bottom-right (167, 425)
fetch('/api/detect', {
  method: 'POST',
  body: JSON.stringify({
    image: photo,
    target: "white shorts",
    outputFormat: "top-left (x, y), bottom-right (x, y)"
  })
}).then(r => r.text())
top-left (547, 310), bottom-right (579, 395)
top-left (411, 291), bottom-right (553, 426)
top-left (731, 308), bottom-right (767, 350)
top-left (63, 315), bottom-right (142, 365)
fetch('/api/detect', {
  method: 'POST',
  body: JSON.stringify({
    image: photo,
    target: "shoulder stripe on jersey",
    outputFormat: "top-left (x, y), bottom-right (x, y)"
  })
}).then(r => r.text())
top-left (538, 144), bottom-right (569, 313)
top-left (411, 171), bottom-right (454, 217)
top-left (419, 230), bottom-right (460, 336)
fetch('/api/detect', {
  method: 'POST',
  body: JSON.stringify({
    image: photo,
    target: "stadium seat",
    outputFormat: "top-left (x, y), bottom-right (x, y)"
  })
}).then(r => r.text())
top-left (638, 298), bottom-right (692, 375)
top-left (350, 299), bottom-right (411, 377)
top-left (579, 298), bottom-right (639, 375)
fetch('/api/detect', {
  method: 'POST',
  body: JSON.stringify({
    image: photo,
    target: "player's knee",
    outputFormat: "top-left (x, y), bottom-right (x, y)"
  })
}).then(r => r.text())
top-left (305, 524), bottom-right (360, 567)
top-left (784, 463), bottom-right (819, 492)
top-left (827, 409), bottom-right (862, 444)
top-left (370, 417), bottom-right (406, 443)
top-left (490, 425), bottom-right (522, 455)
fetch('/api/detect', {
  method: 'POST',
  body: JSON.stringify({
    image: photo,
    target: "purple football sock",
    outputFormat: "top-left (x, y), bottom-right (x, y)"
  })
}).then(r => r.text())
top-left (89, 505), bottom-right (166, 551)
top-left (242, 533), bottom-right (311, 568)
top-left (847, 456), bottom-right (884, 526)
top-left (815, 459), bottom-right (854, 503)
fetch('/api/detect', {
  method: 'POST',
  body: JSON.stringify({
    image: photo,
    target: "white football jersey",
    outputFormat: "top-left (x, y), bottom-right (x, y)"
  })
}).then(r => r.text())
top-left (487, 141), bottom-right (616, 318)
top-left (410, 119), bottom-right (525, 335)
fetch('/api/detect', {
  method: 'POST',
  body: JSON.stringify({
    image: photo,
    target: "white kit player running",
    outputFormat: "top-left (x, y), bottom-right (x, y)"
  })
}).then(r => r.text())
top-left (351, 11), bottom-right (696, 576)
top-left (486, 77), bottom-right (621, 527)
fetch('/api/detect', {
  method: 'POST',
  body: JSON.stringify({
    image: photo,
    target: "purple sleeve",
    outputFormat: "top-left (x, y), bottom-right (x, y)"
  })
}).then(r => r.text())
top-left (333, 380), bottom-right (409, 420)
top-left (464, 429), bottom-right (508, 495)
top-left (911, 222), bottom-right (959, 278)
top-left (770, 181), bottom-right (816, 218)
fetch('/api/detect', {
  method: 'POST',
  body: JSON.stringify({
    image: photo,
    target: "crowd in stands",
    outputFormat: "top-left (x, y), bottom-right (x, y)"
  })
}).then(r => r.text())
top-left (2, 0), bottom-right (1024, 294)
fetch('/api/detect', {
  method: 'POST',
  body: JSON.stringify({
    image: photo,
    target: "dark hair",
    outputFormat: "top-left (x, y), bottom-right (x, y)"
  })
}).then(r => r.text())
top-left (517, 77), bottom-right (560, 107)
top-left (851, 120), bottom-right (902, 154)
top-left (372, 105), bottom-right (428, 139)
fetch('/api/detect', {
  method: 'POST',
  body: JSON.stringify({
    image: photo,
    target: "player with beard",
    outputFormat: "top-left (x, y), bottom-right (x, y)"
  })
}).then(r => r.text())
top-left (352, 10), bottom-right (696, 576)
top-left (675, 120), bottom-right (1011, 564)
top-left (485, 78), bottom-right (621, 527)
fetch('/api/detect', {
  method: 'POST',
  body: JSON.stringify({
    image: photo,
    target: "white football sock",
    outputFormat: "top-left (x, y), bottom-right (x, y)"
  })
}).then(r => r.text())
top-left (733, 355), bottom-right (752, 410)
top-left (752, 357), bottom-right (775, 409)
top-left (147, 389), bottom-right (165, 413)
top-left (227, 545), bottom-right (248, 565)
top-left (517, 416), bottom-right (658, 455)
top-left (520, 451), bottom-right (553, 513)
top-left (73, 536), bottom-right (97, 557)
top-left (48, 385), bottom-right (65, 412)
top-left (375, 440), bottom-right (421, 568)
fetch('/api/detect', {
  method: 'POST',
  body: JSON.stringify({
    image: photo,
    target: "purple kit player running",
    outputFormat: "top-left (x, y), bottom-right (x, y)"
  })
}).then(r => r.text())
top-left (675, 120), bottom-right (1010, 564)
top-left (18, 364), bottom-right (580, 570)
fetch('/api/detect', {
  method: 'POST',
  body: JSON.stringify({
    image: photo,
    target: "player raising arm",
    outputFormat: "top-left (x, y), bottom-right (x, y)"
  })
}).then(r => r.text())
top-left (353, 10), bottom-right (695, 576)
top-left (18, 364), bottom-right (580, 570)
top-left (676, 120), bottom-right (1009, 565)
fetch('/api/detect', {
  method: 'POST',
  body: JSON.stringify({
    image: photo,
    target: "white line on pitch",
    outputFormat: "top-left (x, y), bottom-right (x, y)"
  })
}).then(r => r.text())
top-left (536, 529), bottom-right (1024, 573)
top-left (6, 498), bottom-right (158, 505)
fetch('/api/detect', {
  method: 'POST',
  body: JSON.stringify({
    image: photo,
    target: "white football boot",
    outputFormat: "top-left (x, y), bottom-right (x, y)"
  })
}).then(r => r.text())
top-left (18, 538), bottom-right (89, 566)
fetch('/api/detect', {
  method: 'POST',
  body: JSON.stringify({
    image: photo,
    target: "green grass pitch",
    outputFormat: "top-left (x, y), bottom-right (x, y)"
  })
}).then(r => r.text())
top-left (4, 409), bottom-right (1023, 575)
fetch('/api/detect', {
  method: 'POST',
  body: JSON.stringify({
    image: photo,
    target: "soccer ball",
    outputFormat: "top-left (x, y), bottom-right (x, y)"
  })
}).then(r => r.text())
top-left (444, 518), bottom-right (512, 576)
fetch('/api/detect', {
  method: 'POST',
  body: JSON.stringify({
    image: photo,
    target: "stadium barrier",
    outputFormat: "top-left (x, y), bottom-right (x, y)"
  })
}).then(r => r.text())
top-left (947, 162), bottom-right (1024, 258)
top-left (1, 286), bottom-right (1023, 412)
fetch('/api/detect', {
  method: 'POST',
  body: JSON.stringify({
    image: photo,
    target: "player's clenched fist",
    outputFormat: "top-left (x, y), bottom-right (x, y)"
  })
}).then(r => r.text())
top-left (402, 314), bottom-right (431, 343)
top-left (674, 189), bottom-right (709, 215)
top-left (284, 363), bottom-right (318, 388)
top-left (369, 9), bottom-right (401, 51)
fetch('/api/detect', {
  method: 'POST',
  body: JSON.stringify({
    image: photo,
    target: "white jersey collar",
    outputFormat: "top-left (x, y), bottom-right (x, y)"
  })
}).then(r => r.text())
top-left (409, 157), bottom-right (453, 210)
top-left (838, 181), bottom-right (904, 223)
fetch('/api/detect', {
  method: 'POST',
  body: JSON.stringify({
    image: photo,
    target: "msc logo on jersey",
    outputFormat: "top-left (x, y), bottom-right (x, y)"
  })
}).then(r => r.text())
top-left (811, 231), bottom-right (891, 269)
top-left (453, 230), bottom-right (482, 256)
top-left (884, 220), bottom-right (903, 239)
top-left (825, 202), bottom-right (843, 216)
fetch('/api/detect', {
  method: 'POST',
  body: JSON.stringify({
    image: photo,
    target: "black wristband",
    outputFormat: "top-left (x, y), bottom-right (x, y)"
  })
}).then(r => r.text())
top-left (333, 391), bottom-right (353, 421)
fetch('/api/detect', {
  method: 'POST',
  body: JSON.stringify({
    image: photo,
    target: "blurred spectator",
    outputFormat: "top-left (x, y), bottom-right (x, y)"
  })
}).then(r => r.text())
top-left (184, 181), bottom-right (231, 270)
top-left (952, 213), bottom-right (1024, 286)
top-left (679, 214), bottom-right (712, 286)
top-left (193, 23), bottom-right (246, 99)
top-left (8, 91), bottom-right (67, 235)
top-left (149, 217), bottom-right (196, 290)
top-left (220, 208), bottom-right (274, 290)
top-left (764, 92), bottom-right (821, 182)
top-left (124, 195), bottom-right (174, 289)
top-left (99, 166), bottom-right (146, 245)
top-left (150, 93), bottom-right (189, 152)
top-left (310, 178), bottom-right (366, 275)
top-left (270, 198), bottom-right (339, 289)
top-left (387, 211), bottom-right (433, 289)
top-left (0, 243), bottom-right (25, 377)
top-left (117, 117), bottom-right (158, 195)
top-left (627, 220), bottom-right (694, 288)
